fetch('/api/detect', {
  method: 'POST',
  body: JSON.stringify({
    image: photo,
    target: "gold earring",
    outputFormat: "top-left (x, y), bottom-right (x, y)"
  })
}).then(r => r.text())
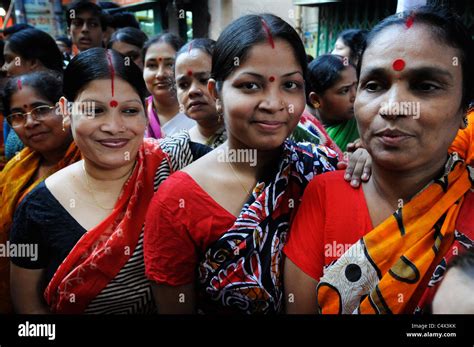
top-left (313, 101), bottom-right (320, 109)
top-left (216, 100), bottom-right (223, 123)
top-left (462, 117), bottom-right (469, 128)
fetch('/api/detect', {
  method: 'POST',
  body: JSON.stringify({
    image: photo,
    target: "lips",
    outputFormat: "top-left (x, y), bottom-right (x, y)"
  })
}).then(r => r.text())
top-left (97, 138), bottom-right (130, 149)
top-left (154, 82), bottom-right (171, 89)
top-left (252, 120), bottom-right (286, 132)
top-left (375, 128), bottom-right (414, 146)
top-left (28, 131), bottom-right (49, 141)
top-left (188, 101), bottom-right (208, 111)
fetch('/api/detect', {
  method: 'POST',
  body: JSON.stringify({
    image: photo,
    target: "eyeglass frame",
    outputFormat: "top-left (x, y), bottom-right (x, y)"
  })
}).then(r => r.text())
top-left (6, 104), bottom-right (57, 128)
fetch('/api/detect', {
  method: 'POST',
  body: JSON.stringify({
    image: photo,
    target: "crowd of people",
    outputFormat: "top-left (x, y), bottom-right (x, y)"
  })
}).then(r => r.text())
top-left (0, 0), bottom-right (472, 315)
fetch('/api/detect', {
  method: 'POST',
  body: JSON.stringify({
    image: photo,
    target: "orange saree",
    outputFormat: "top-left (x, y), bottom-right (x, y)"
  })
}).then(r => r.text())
top-left (317, 154), bottom-right (473, 314)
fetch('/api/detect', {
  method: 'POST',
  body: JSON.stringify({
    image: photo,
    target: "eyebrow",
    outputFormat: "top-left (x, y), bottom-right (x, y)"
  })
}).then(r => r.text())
top-left (177, 71), bottom-right (210, 80)
top-left (81, 98), bottom-right (142, 104)
top-left (238, 71), bottom-right (303, 79)
top-left (361, 66), bottom-right (453, 81)
top-left (11, 101), bottom-right (49, 111)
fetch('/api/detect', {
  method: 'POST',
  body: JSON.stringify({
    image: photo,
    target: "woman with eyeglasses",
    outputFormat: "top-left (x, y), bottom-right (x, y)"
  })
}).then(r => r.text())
top-left (0, 71), bottom-right (81, 313)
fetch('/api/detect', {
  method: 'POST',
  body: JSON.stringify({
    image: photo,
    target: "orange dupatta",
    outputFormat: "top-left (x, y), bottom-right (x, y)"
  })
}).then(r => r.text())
top-left (0, 141), bottom-right (81, 313)
top-left (317, 154), bottom-right (473, 314)
top-left (44, 139), bottom-right (168, 313)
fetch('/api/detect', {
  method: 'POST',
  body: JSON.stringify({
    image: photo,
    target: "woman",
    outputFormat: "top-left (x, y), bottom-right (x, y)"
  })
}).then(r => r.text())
top-left (284, 6), bottom-right (474, 314)
top-left (175, 38), bottom-right (226, 148)
top-left (9, 48), bottom-right (207, 314)
top-left (0, 71), bottom-right (80, 313)
top-left (143, 33), bottom-right (195, 139)
top-left (144, 14), bottom-right (371, 314)
top-left (108, 27), bottom-right (148, 70)
top-left (2, 28), bottom-right (64, 160)
top-left (307, 54), bottom-right (359, 152)
top-left (331, 28), bottom-right (367, 66)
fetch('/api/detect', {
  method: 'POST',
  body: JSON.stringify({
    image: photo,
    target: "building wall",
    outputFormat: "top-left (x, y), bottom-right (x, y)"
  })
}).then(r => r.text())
top-left (208, 0), bottom-right (297, 40)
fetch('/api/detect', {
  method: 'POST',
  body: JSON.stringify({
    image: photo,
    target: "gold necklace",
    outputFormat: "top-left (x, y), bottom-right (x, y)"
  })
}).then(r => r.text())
top-left (227, 160), bottom-right (252, 197)
top-left (81, 161), bottom-right (132, 210)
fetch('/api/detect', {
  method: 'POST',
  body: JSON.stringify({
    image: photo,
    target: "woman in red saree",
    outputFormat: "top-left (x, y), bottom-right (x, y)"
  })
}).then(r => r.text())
top-left (284, 6), bottom-right (474, 314)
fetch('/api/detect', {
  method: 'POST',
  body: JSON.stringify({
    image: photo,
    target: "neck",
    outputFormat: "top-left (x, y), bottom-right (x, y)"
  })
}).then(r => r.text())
top-left (40, 137), bottom-right (73, 166)
top-left (368, 155), bottom-right (447, 208)
top-left (83, 159), bottom-right (136, 184)
top-left (153, 97), bottom-right (179, 121)
top-left (196, 116), bottom-right (223, 139)
top-left (224, 137), bottom-right (282, 179)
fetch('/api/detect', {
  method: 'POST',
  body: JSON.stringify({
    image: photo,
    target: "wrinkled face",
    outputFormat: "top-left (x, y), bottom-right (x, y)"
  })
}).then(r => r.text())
top-left (317, 66), bottom-right (357, 122)
top-left (143, 42), bottom-right (177, 103)
top-left (2, 42), bottom-right (35, 77)
top-left (9, 86), bottom-right (70, 154)
top-left (69, 11), bottom-right (104, 52)
top-left (111, 40), bottom-right (143, 70)
top-left (69, 78), bottom-right (147, 170)
top-left (175, 49), bottom-right (216, 121)
top-left (218, 39), bottom-right (305, 151)
top-left (331, 38), bottom-right (351, 59)
top-left (354, 23), bottom-right (464, 172)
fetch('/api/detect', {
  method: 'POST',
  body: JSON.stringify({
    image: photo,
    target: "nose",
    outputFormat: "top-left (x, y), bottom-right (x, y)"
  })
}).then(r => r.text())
top-left (100, 112), bottom-right (127, 134)
top-left (81, 22), bottom-right (89, 33)
top-left (349, 85), bottom-right (356, 103)
top-left (24, 113), bottom-right (40, 128)
top-left (379, 83), bottom-right (411, 120)
top-left (188, 81), bottom-right (203, 97)
top-left (155, 64), bottom-right (168, 80)
top-left (259, 87), bottom-right (285, 114)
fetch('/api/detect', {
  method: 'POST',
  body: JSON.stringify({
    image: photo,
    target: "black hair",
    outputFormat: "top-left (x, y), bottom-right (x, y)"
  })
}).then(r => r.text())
top-left (306, 54), bottom-right (355, 105)
top-left (143, 32), bottom-right (184, 59)
top-left (3, 71), bottom-right (63, 116)
top-left (109, 12), bottom-right (140, 29)
top-left (447, 250), bottom-right (474, 277)
top-left (335, 29), bottom-right (368, 64)
top-left (359, 5), bottom-right (474, 111)
top-left (211, 14), bottom-right (308, 90)
top-left (56, 35), bottom-right (72, 49)
top-left (3, 23), bottom-right (34, 37)
top-left (7, 28), bottom-right (64, 73)
top-left (176, 38), bottom-right (216, 60)
top-left (98, 1), bottom-right (120, 10)
top-left (63, 48), bottom-right (148, 107)
top-left (108, 27), bottom-right (148, 50)
top-left (66, 0), bottom-right (107, 31)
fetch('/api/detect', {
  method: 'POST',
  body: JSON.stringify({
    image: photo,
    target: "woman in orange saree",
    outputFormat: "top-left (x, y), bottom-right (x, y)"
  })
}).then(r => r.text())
top-left (284, 6), bottom-right (474, 314)
top-left (0, 71), bottom-right (81, 313)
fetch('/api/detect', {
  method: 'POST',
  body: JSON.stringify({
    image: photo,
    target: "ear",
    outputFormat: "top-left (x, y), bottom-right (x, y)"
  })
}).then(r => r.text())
top-left (309, 92), bottom-right (322, 108)
top-left (207, 78), bottom-right (219, 101)
top-left (58, 96), bottom-right (72, 125)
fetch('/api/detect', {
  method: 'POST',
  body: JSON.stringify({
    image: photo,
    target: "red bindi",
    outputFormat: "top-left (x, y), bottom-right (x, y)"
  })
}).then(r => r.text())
top-left (187, 70), bottom-right (193, 76)
top-left (392, 59), bottom-right (405, 71)
top-left (269, 76), bottom-right (275, 82)
top-left (405, 13), bottom-right (415, 28)
top-left (110, 100), bottom-right (118, 108)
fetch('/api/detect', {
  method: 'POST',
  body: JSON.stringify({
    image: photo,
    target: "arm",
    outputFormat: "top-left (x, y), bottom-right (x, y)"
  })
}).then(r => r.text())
top-left (152, 282), bottom-right (195, 314)
top-left (10, 263), bottom-right (50, 314)
top-left (284, 257), bottom-right (318, 314)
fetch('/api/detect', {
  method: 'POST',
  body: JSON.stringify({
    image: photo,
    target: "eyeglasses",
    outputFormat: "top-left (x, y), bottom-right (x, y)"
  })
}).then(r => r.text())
top-left (6, 105), bottom-right (56, 128)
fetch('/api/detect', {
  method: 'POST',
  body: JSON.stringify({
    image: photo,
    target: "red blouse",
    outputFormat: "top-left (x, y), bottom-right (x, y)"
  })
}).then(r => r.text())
top-left (144, 171), bottom-right (236, 286)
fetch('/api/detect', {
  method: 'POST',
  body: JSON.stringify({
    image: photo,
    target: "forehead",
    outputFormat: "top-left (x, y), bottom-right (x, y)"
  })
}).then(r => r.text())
top-left (231, 39), bottom-right (302, 76)
top-left (145, 42), bottom-right (176, 60)
top-left (76, 78), bottom-right (139, 100)
top-left (10, 85), bottom-right (45, 104)
top-left (74, 10), bottom-right (100, 21)
top-left (175, 50), bottom-right (211, 73)
top-left (361, 24), bottom-right (460, 73)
